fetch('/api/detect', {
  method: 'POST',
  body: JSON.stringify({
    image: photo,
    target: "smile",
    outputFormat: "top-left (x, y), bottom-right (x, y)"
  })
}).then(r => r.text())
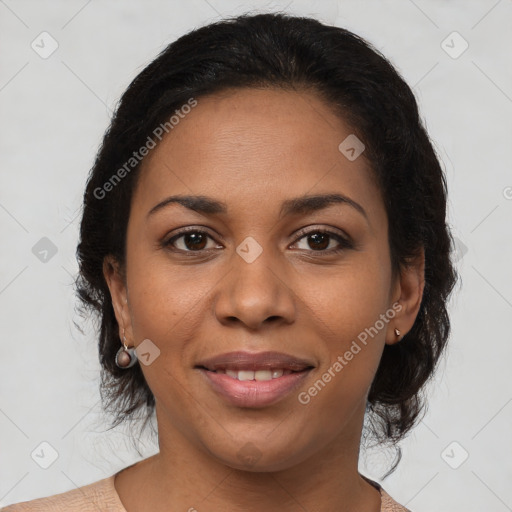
top-left (195, 350), bottom-right (315, 408)
top-left (212, 368), bottom-right (293, 381)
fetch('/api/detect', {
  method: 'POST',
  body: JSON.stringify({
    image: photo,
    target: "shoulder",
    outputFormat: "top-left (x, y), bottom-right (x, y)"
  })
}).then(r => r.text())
top-left (380, 486), bottom-right (412, 512)
top-left (1, 475), bottom-right (126, 512)
top-left (360, 473), bottom-right (411, 512)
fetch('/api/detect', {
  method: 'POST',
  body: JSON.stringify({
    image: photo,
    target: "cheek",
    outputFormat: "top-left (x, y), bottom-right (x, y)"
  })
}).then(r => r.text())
top-left (294, 286), bottom-right (386, 445)
top-left (124, 257), bottom-right (209, 411)
top-left (295, 256), bottom-right (390, 402)
top-left (300, 253), bottom-right (391, 342)
top-left (124, 249), bottom-right (230, 403)
top-left (126, 248), bottom-right (213, 339)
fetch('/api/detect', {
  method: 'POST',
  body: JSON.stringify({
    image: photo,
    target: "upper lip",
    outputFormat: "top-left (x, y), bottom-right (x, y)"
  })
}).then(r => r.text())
top-left (195, 351), bottom-right (315, 372)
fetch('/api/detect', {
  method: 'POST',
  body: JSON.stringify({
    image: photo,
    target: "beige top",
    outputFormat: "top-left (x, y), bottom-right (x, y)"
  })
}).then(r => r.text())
top-left (2, 472), bottom-right (411, 511)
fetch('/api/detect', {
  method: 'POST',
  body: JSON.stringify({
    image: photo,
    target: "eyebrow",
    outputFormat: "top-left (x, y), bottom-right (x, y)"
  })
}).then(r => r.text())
top-left (147, 193), bottom-right (368, 222)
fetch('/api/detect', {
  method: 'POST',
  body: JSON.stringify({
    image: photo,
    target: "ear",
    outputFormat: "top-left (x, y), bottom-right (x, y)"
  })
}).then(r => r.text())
top-left (103, 255), bottom-right (134, 347)
top-left (386, 247), bottom-right (425, 346)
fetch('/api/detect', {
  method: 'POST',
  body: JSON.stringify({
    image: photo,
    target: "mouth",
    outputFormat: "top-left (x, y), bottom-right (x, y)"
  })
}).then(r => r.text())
top-left (195, 350), bottom-right (315, 373)
top-left (199, 367), bottom-right (303, 381)
top-left (195, 351), bottom-right (315, 408)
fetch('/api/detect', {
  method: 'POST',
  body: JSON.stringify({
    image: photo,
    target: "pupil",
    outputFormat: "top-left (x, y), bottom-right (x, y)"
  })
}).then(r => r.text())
top-left (309, 233), bottom-right (328, 250)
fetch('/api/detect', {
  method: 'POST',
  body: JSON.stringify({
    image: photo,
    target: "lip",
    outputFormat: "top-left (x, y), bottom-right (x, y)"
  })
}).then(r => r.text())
top-left (195, 351), bottom-right (315, 408)
top-left (195, 350), bottom-right (315, 372)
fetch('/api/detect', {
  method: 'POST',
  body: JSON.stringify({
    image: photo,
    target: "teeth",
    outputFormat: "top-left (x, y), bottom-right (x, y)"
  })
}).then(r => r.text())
top-left (215, 368), bottom-right (292, 381)
top-left (271, 369), bottom-right (284, 378)
top-left (254, 370), bottom-right (272, 381)
top-left (238, 370), bottom-right (255, 381)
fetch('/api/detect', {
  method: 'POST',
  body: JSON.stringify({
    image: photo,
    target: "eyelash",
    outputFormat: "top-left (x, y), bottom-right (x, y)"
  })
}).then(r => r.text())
top-left (162, 226), bottom-right (353, 256)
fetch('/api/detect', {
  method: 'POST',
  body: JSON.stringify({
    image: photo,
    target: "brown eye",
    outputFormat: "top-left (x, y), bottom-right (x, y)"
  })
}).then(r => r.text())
top-left (292, 229), bottom-right (353, 254)
top-left (164, 229), bottom-right (220, 252)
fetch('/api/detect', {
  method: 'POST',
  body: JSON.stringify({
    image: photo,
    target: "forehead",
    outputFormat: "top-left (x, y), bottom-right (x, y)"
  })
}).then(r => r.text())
top-left (133, 87), bottom-right (386, 230)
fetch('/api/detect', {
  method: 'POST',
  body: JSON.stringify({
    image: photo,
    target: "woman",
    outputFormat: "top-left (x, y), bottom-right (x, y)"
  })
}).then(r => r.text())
top-left (3, 12), bottom-right (457, 512)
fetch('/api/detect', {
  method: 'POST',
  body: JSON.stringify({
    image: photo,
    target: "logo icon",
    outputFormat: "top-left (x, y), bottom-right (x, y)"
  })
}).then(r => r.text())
top-left (236, 236), bottom-right (263, 263)
top-left (441, 441), bottom-right (469, 469)
top-left (32, 237), bottom-right (58, 263)
top-left (237, 442), bottom-right (262, 466)
top-left (31, 441), bottom-right (59, 469)
top-left (338, 134), bottom-right (365, 161)
top-left (136, 339), bottom-right (161, 366)
top-left (31, 32), bottom-right (59, 59)
top-left (441, 32), bottom-right (469, 59)
top-left (452, 237), bottom-right (468, 263)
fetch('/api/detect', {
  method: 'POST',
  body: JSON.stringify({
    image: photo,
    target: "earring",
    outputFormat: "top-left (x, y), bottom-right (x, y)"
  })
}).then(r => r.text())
top-left (394, 328), bottom-right (401, 340)
top-left (115, 329), bottom-right (138, 369)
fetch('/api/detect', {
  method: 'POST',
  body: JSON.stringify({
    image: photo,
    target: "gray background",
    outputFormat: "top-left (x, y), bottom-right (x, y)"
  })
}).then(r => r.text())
top-left (1, 0), bottom-right (511, 510)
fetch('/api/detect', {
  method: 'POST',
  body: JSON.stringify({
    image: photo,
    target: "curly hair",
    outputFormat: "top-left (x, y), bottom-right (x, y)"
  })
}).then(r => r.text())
top-left (75, 12), bottom-right (458, 474)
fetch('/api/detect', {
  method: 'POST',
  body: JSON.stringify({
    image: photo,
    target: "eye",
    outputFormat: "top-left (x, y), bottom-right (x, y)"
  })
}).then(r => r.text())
top-left (291, 228), bottom-right (353, 254)
top-left (163, 228), bottom-right (222, 252)
top-left (162, 226), bottom-right (353, 255)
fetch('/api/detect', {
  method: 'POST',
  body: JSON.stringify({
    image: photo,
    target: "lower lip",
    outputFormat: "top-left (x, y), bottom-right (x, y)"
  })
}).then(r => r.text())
top-left (198, 369), bottom-right (312, 408)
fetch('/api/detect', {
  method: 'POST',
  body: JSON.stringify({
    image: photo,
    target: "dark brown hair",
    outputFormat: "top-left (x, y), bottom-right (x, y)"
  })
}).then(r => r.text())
top-left (76, 12), bottom-right (458, 475)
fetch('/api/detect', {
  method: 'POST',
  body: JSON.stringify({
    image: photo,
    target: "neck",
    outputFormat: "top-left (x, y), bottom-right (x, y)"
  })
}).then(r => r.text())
top-left (115, 403), bottom-right (381, 512)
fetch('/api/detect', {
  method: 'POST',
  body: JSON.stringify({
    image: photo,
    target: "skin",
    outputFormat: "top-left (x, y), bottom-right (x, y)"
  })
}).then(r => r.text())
top-left (104, 87), bottom-right (425, 512)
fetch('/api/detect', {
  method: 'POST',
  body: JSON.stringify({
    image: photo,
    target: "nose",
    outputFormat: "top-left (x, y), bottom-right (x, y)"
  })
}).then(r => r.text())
top-left (213, 244), bottom-right (296, 331)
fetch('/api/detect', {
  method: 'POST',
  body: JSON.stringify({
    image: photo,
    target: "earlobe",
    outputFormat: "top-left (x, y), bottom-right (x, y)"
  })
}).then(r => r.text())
top-left (387, 247), bottom-right (425, 346)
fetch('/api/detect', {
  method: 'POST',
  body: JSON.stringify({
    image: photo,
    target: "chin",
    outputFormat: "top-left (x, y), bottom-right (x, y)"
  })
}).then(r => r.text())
top-left (203, 433), bottom-right (315, 473)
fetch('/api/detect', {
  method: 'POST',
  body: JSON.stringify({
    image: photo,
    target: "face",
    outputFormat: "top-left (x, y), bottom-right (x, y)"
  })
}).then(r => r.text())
top-left (105, 87), bottom-right (423, 472)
